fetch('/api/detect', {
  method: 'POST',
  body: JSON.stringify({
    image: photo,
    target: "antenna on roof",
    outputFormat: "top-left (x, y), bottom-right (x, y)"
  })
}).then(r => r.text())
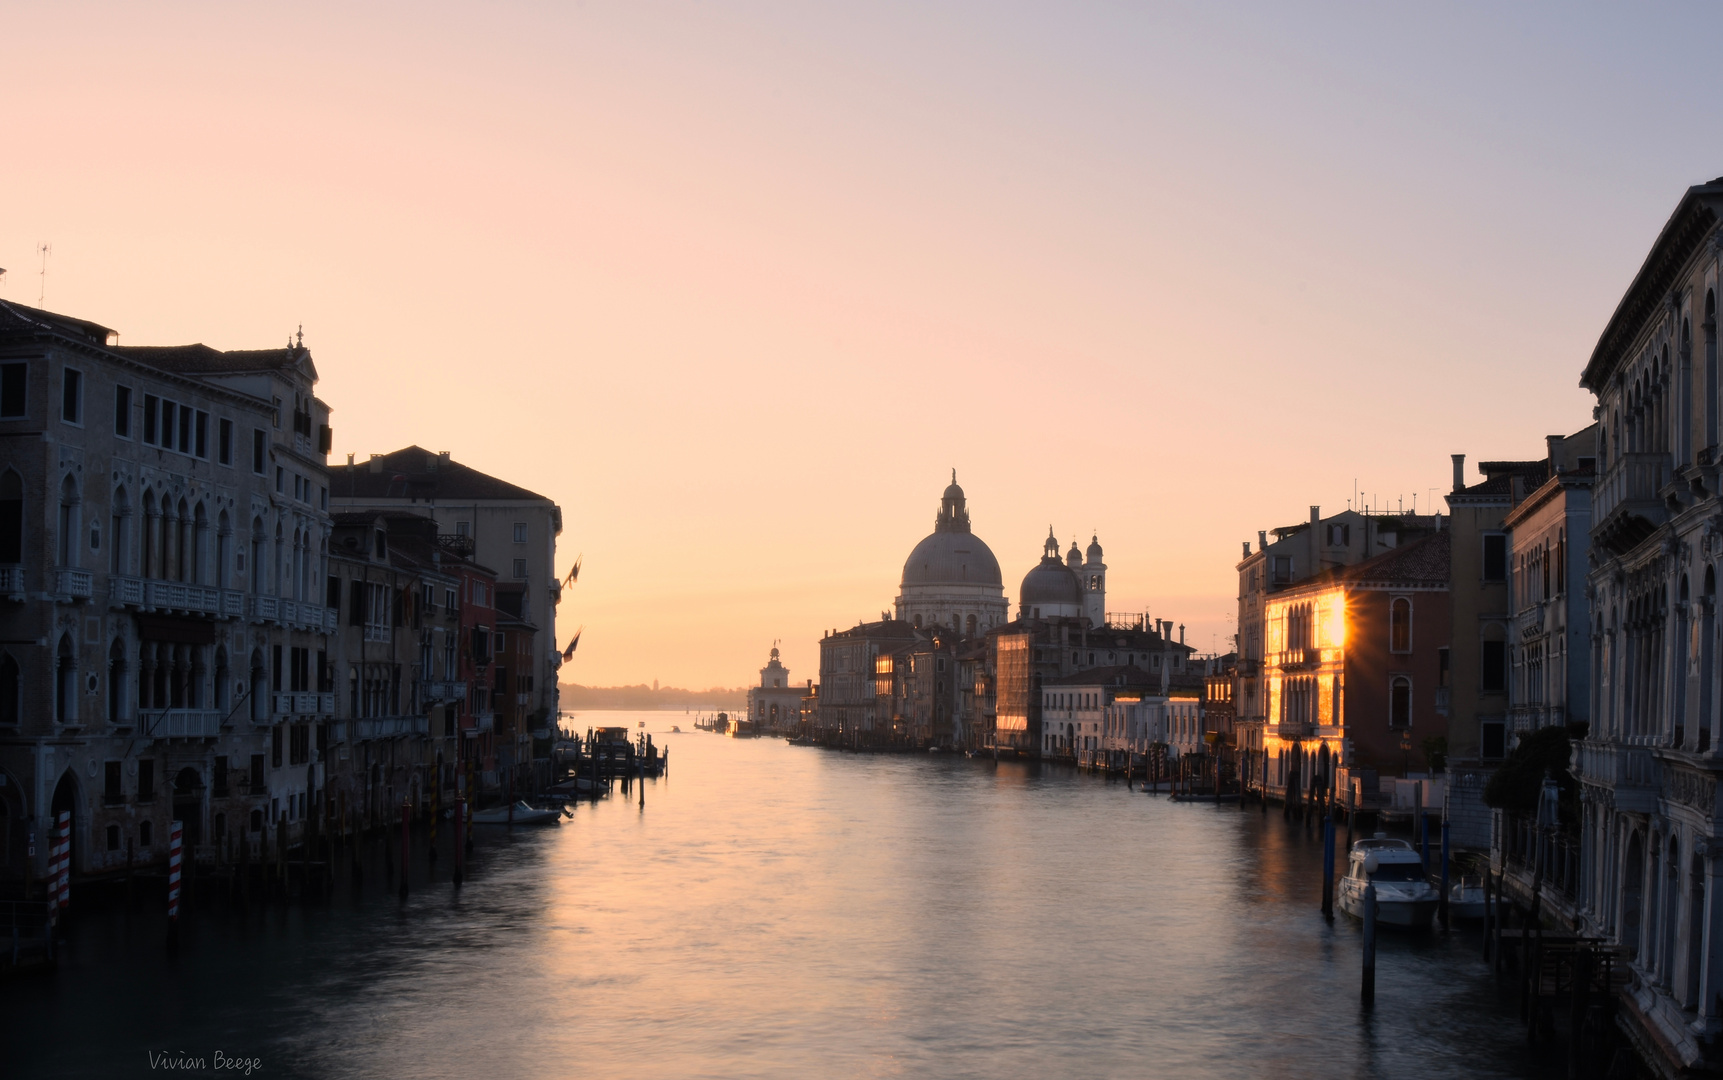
top-left (296, 324), bottom-right (304, 348)
top-left (36, 243), bottom-right (51, 306)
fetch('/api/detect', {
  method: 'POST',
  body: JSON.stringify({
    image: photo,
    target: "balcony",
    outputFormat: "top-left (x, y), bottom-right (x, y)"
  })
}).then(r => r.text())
top-left (55, 567), bottom-right (93, 601)
top-left (1575, 739), bottom-right (1659, 812)
top-left (1270, 720), bottom-right (1312, 740)
top-left (140, 709), bottom-right (224, 739)
top-left (422, 681), bottom-right (467, 703)
top-left (272, 692), bottom-right (334, 717)
top-left (0, 564), bottom-right (22, 600)
top-left (353, 715), bottom-right (430, 741)
top-left (147, 580), bottom-right (222, 615)
top-left (1594, 451), bottom-right (1670, 556)
top-left (1277, 648), bottom-right (1324, 671)
top-left (248, 595), bottom-right (339, 632)
top-left (474, 711), bottom-right (495, 733)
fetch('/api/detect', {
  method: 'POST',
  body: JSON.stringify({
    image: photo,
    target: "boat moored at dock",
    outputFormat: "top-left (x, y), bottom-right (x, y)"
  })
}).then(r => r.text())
top-left (1337, 836), bottom-right (1438, 929)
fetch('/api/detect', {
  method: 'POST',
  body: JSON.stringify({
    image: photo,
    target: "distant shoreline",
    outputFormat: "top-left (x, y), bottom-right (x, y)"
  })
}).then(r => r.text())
top-left (559, 684), bottom-right (748, 711)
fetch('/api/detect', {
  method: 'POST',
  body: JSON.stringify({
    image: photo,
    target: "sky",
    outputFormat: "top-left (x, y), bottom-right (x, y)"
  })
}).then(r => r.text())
top-left (3, 2), bottom-right (1721, 688)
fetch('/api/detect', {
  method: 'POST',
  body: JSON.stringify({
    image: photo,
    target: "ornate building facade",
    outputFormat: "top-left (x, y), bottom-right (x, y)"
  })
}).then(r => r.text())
top-left (1567, 178), bottom-right (1723, 1068)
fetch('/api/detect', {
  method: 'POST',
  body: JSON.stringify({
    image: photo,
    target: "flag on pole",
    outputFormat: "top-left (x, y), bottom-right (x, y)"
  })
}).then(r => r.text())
top-left (562, 556), bottom-right (582, 589)
top-left (562, 627), bottom-right (583, 662)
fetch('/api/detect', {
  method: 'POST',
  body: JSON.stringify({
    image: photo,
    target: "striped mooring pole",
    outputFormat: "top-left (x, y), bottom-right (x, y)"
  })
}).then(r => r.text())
top-left (53, 809), bottom-right (71, 917)
top-left (168, 820), bottom-right (184, 925)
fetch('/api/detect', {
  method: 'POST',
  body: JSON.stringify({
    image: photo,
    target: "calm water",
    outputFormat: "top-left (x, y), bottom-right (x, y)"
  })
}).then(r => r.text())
top-left (9, 711), bottom-right (1548, 1079)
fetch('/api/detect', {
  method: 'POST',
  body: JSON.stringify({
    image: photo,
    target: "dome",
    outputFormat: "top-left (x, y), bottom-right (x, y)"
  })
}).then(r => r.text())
top-left (901, 530), bottom-right (1003, 587)
top-left (1020, 558), bottom-right (1081, 606)
top-left (1086, 535), bottom-right (1103, 561)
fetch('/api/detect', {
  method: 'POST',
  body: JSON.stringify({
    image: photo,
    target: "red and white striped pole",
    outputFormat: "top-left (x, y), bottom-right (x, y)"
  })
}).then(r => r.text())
top-left (168, 820), bottom-right (183, 922)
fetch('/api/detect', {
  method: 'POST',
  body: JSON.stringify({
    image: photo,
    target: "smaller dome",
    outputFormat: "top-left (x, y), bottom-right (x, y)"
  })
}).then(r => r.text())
top-left (1066, 541), bottom-right (1082, 568)
top-left (1021, 561), bottom-right (1082, 606)
top-left (1086, 535), bottom-right (1103, 561)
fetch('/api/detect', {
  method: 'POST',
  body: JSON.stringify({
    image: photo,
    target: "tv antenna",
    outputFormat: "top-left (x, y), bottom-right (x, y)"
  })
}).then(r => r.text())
top-left (36, 243), bottom-right (51, 306)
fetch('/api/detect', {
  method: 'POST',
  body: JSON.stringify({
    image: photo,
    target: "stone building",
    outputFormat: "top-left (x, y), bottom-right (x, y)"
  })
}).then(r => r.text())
top-left (746, 645), bottom-right (804, 734)
top-left (1258, 528), bottom-right (1451, 801)
top-left (1567, 177), bottom-right (1723, 1067)
top-left (0, 300), bottom-right (334, 884)
top-left (331, 447), bottom-right (562, 753)
top-left (1234, 507), bottom-right (1441, 774)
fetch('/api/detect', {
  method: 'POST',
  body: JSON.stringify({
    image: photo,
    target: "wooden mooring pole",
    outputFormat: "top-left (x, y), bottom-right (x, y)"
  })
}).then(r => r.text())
top-left (1438, 817), bottom-right (1450, 931)
top-left (398, 799), bottom-right (410, 902)
top-left (1321, 804), bottom-right (1336, 920)
top-left (1361, 882), bottom-right (1377, 1008)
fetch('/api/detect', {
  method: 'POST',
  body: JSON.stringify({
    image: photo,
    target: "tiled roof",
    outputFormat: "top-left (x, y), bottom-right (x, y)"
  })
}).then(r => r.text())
top-left (0, 299), bottom-right (115, 346)
top-left (111, 342), bottom-right (307, 374)
top-left (1457, 460), bottom-right (1549, 498)
top-left (1045, 663), bottom-right (1161, 688)
top-left (1337, 528), bottom-right (1451, 586)
top-left (826, 620), bottom-right (919, 642)
top-left (333, 446), bottom-right (552, 503)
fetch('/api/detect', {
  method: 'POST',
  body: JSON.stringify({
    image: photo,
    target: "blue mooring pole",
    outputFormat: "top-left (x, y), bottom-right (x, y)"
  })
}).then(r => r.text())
top-left (1421, 809), bottom-right (1431, 870)
top-left (1439, 817), bottom-right (1451, 930)
top-left (1321, 809), bottom-right (1336, 920)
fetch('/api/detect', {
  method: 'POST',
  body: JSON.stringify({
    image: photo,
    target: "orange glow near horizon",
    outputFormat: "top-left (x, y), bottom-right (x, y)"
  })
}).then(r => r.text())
top-left (2, 3), bottom-right (1693, 687)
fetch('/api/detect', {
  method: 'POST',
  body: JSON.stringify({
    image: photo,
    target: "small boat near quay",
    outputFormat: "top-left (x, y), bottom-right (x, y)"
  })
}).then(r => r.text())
top-left (1447, 878), bottom-right (1487, 920)
top-left (1337, 836), bottom-right (1438, 929)
top-left (470, 801), bottom-right (562, 825)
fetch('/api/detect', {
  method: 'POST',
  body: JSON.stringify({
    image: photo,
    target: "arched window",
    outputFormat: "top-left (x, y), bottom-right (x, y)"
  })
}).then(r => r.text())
top-left (249, 649), bottom-right (267, 722)
top-left (175, 499), bottom-right (191, 582)
top-left (1389, 598), bottom-right (1411, 653)
top-left (110, 486), bottom-right (131, 575)
top-left (1389, 676), bottom-right (1411, 728)
top-left (0, 470), bottom-right (23, 565)
top-left (250, 517), bottom-right (266, 594)
top-left (141, 490), bottom-right (158, 578)
top-left (58, 475), bottom-right (80, 568)
top-left (55, 634), bottom-right (77, 723)
top-left (216, 510), bottom-right (231, 587)
top-left (107, 639), bottom-right (127, 723)
top-left (0, 653), bottom-right (18, 724)
top-left (192, 503), bottom-right (209, 586)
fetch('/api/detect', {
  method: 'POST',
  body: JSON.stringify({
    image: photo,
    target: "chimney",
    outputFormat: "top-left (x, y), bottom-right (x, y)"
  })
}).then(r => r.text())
top-left (1511, 474), bottom-right (1525, 504)
top-left (1242, 541), bottom-right (1251, 559)
top-left (369, 453), bottom-right (383, 474)
top-left (1545, 434), bottom-right (1562, 471)
top-left (1258, 530), bottom-right (1268, 550)
top-left (1451, 454), bottom-right (1465, 494)
top-left (1178, 623), bottom-right (1185, 645)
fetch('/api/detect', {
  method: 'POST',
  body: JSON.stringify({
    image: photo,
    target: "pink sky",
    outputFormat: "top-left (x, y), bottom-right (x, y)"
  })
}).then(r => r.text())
top-left (4, 3), bottom-right (1717, 687)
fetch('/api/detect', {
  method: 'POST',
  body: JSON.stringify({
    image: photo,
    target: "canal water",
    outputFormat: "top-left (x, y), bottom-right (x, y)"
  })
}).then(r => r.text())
top-left (9, 712), bottom-right (1549, 1079)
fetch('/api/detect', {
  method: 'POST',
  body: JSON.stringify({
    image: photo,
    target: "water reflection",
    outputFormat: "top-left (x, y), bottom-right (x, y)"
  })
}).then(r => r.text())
top-left (7, 715), bottom-right (1546, 1079)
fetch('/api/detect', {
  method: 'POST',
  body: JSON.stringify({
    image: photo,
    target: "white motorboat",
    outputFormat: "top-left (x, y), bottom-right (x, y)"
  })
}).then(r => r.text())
top-left (470, 801), bottom-right (561, 826)
top-left (1337, 836), bottom-right (1438, 928)
top-left (1447, 879), bottom-right (1486, 920)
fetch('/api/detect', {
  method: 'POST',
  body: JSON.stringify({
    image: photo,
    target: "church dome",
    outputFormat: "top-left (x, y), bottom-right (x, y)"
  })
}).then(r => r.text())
top-left (901, 531), bottom-right (1003, 587)
top-left (899, 472), bottom-right (1002, 587)
top-left (1021, 558), bottom-right (1081, 606)
top-left (1086, 535), bottom-right (1103, 562)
